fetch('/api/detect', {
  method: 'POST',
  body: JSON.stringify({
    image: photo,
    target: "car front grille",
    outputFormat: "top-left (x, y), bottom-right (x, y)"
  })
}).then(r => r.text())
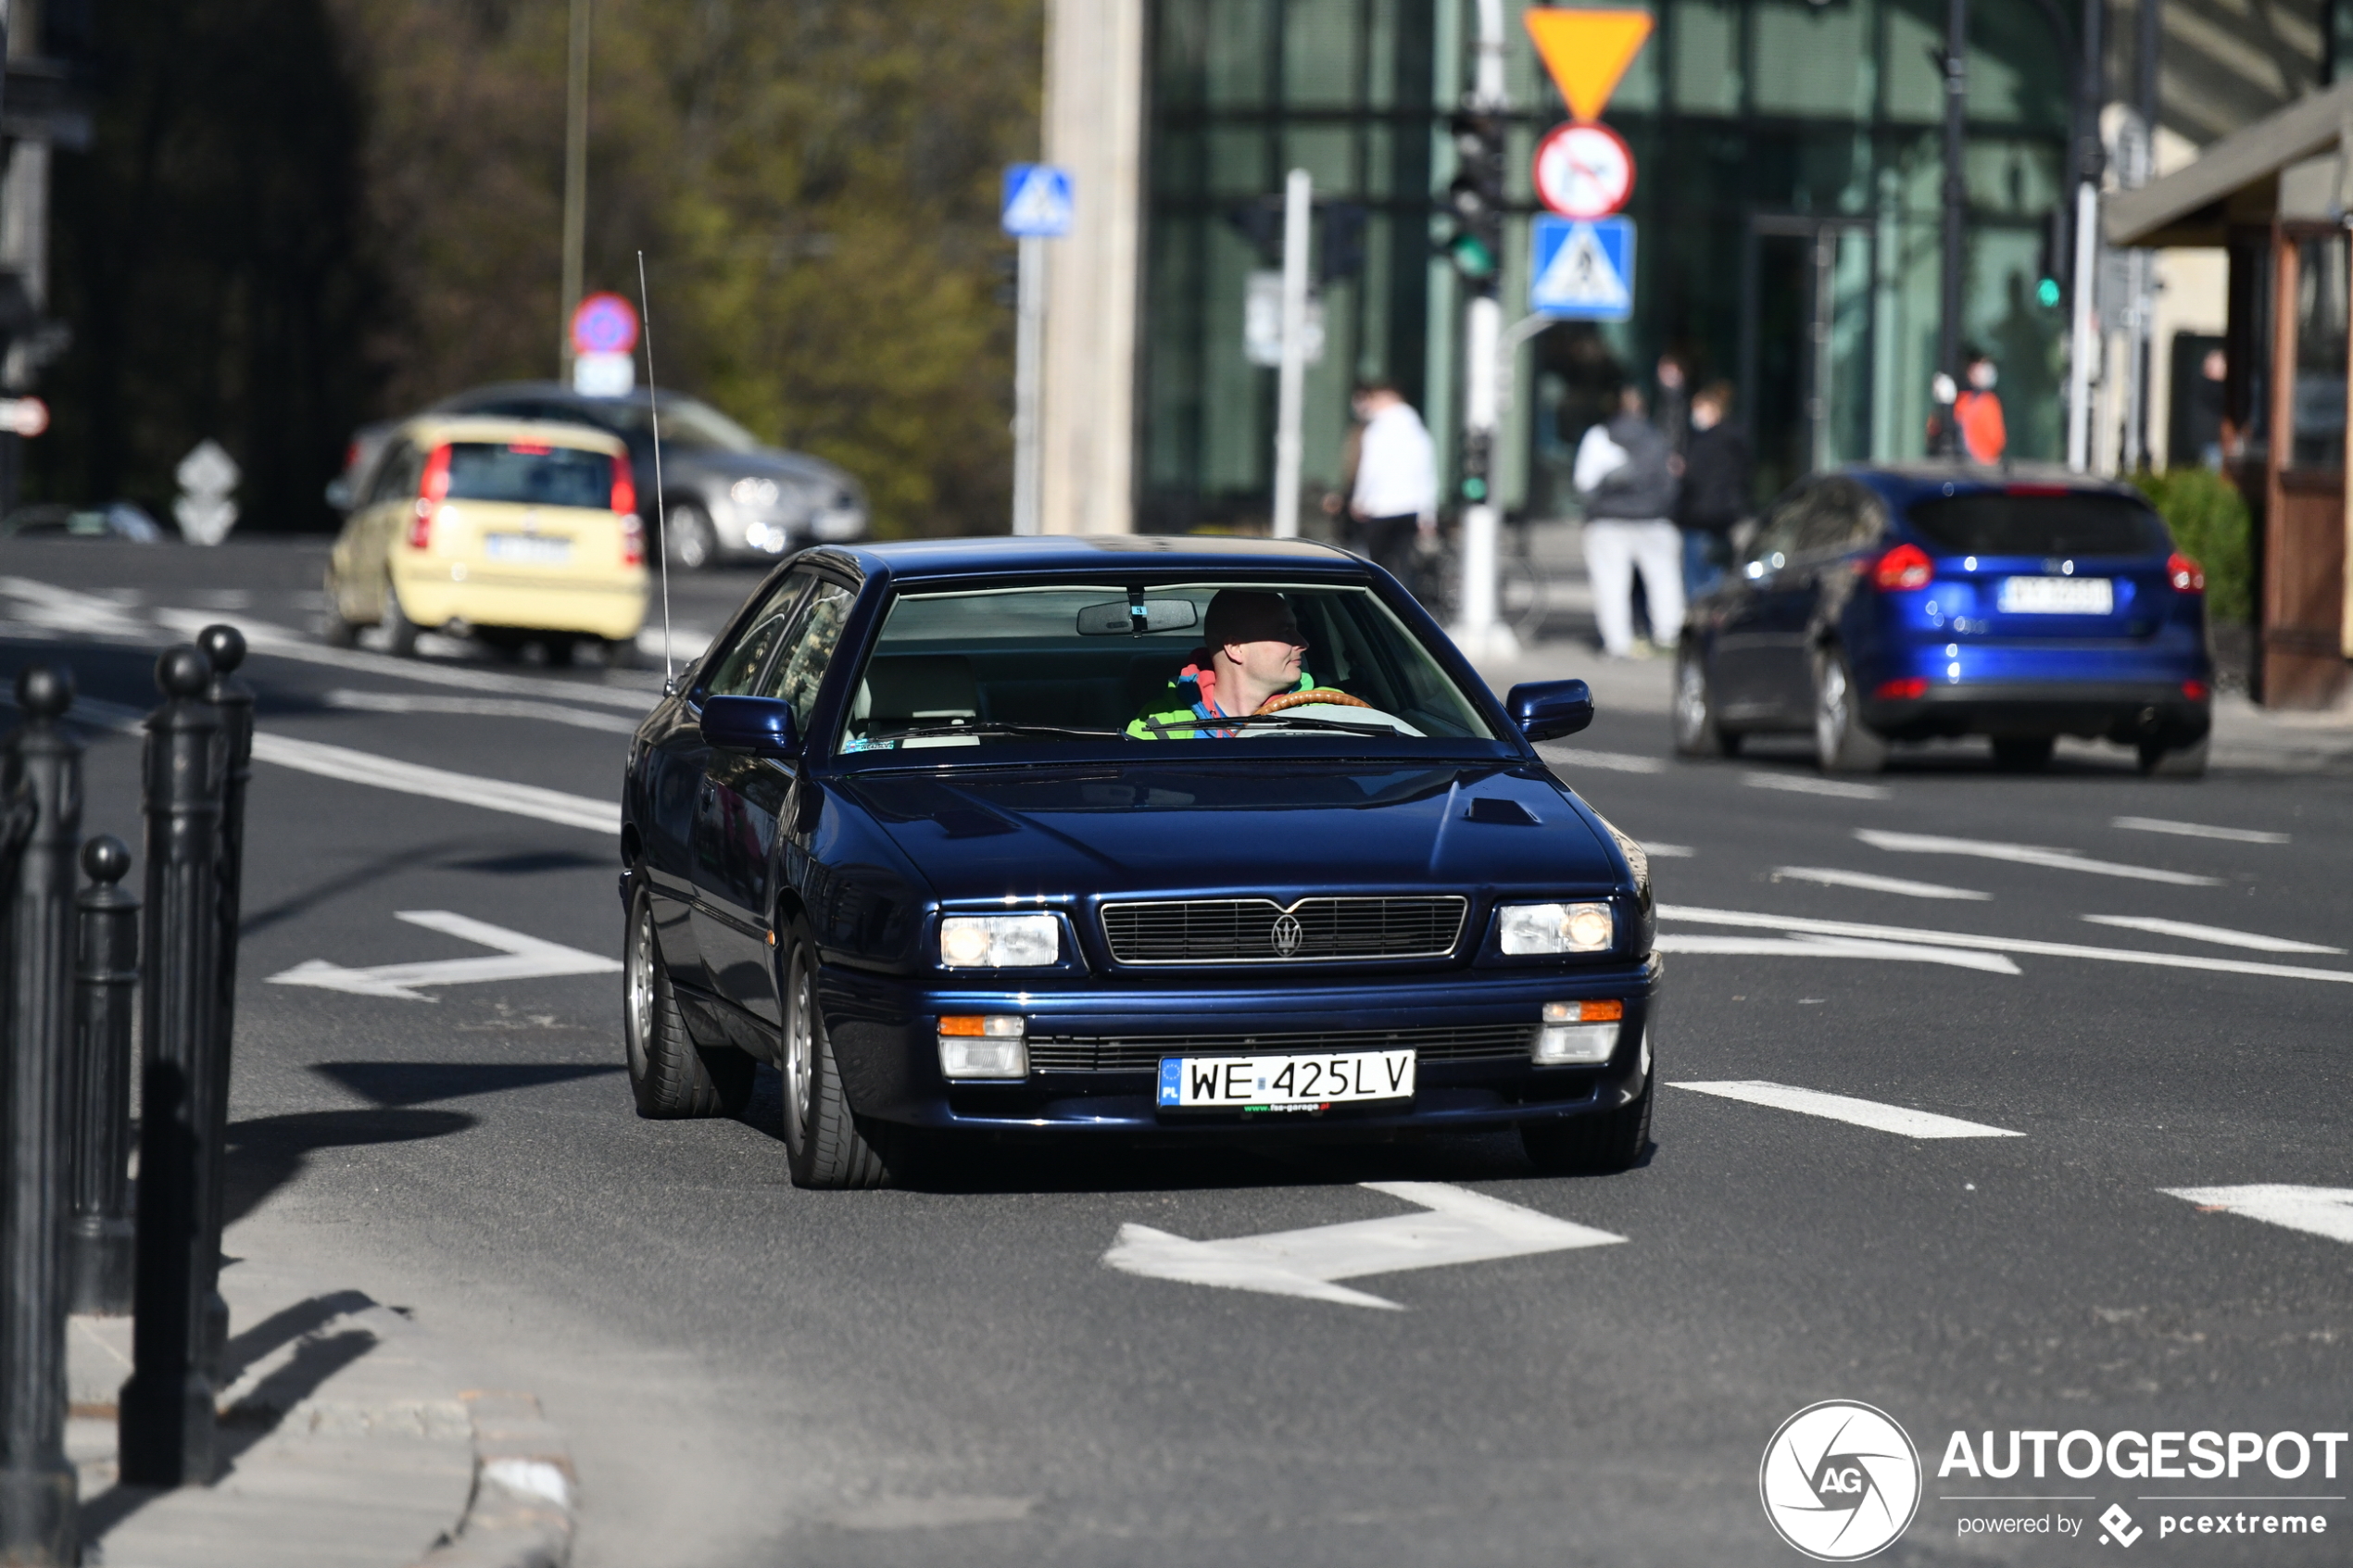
top-left (1099, 896), bottom-right (1468, 964)
top-left (1028, 1022), bottom-right (1536, 1073)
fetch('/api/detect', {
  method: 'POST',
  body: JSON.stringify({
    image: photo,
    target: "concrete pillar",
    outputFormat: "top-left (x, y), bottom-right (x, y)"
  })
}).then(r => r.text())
top-left (1039, 0), bottom-right (1146, 535)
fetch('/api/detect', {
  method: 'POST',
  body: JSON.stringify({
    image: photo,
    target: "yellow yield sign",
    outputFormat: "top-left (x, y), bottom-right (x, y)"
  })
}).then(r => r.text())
top-left (1523, 8), bottom-right (1655, 124)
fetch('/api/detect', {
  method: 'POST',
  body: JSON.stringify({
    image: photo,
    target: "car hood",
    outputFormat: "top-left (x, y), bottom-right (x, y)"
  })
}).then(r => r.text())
top-left (834, 759), bottom-right (1625, 902)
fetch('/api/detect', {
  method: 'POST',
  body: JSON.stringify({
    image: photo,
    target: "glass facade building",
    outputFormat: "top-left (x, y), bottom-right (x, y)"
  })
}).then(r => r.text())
top-left (1140, 0), bottom-right (2075, 528)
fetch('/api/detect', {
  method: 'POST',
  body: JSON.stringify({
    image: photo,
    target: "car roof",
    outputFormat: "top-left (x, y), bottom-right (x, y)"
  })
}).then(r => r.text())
top-left (1836, 462), bottom-right (2151, 511)
top-left (804, 534), bottom-right (1365, 583)
top-left (393, 414), bottom-right (628, 455)
top-left (435, 381), bottom-right (665, 413)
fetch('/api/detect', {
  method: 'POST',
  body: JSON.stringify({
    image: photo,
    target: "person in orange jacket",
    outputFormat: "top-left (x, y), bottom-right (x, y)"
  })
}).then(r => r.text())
top-left (1954, 351), bottom-right (2007, 463)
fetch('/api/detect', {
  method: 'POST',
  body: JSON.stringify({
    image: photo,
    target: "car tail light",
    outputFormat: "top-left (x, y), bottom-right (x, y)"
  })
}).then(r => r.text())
top-left (1875, 677), bottom-right (1929, 699)
top-left (1870, 543), bottom-right (1934, 591)
top-left (610, 455), bottom-right (636, 520)
top-left (2167, 552), bottom-right (2205, 593)
top-left (409, 444), bottom-right (452, 549)
top-left (621, 511), bottom-right (645, 568)
top-left (2183, 680), bottom-right (2209, 701)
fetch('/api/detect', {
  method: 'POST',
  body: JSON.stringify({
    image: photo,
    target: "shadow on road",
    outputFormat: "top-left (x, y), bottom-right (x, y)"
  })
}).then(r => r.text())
top-left (310, 1060), bottom-right (624, 1109)
top-left (224, 1107), bottom-right (475, 1227)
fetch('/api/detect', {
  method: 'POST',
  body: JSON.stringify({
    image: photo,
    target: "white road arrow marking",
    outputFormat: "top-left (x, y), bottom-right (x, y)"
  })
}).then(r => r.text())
top-left (1672, 1081), bottom-right (2022, 1139)
top-left (2162, 1185), bottom-right (2353, 1247)
top-left (2080, 914), bottom-right (2343, 955)
top-left (2111, 815), bottom-right (2289, 846)
top-left (267, 911), bottom-right (621, 1001)
top-left (1772, 866), bottom-right (1992, 901)
top-left (1101, 1181), bottom-right (1625, 1311)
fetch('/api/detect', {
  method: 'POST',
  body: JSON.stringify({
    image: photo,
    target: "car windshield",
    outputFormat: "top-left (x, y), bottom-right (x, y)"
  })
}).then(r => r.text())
top-left (1906, 493), bottom-right (2171, 557)
top-left (441, 442), bottom-right (613, 509)
top-left (836, 583), bottom-right (1498, 756)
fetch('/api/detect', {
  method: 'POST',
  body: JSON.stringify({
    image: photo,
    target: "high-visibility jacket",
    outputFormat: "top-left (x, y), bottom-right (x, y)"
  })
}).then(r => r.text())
top-left (1955, 389), bottom-right (2007, 464)
top-left (1126, 659), bottom-right (1316, 739)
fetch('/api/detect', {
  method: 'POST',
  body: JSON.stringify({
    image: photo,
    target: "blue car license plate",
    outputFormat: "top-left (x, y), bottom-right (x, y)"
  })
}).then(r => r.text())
top-left (1997, 575), bottom-right (2111, 614)
top-left (1157, 1049), bottom-right (1415, 1111)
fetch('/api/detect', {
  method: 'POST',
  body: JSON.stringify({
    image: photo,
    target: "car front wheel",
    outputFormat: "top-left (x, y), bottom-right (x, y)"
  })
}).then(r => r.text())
top-left (781, 945), bottom-right (888, 1189)
top-left (1814, 649), bottom-right (1888, 773)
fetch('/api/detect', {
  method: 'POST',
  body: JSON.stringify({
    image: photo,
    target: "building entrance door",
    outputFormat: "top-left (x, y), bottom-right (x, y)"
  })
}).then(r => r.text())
top-left (1741, 216), bottom-right (1875, 500)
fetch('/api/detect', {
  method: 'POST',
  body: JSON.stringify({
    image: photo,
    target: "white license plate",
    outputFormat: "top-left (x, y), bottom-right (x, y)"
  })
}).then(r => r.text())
top-left (484, 533), bottom-right (573, 565)
top-left (1157, 1049), bottom-right (1416, 1110)
top-left (1997, 576), bottom-right (2111, 614)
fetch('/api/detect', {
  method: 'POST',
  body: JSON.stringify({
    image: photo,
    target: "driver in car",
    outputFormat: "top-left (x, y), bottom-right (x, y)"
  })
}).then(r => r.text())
top-left (1128, 590), bottom-right (1322, 739)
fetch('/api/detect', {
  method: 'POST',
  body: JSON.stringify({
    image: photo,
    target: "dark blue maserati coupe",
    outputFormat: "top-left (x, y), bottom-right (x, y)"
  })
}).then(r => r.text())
top-left (619, 537), bottom-right (1660, 1187)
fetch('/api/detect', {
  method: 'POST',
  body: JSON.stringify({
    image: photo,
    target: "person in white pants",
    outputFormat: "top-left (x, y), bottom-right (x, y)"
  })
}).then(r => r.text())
top-left (1573, 387), bottom-right (1684, 659)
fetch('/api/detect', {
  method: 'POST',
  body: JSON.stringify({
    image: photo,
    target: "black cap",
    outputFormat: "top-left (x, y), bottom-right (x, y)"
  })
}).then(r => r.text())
top-left (1203, 590), bottom-right (1302, 650)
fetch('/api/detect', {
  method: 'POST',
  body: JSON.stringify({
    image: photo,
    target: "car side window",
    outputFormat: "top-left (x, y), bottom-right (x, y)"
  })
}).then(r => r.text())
top-left (703, 571), bottom-right (814, 697)
top-left (761, 580), bottom-right (856, 734)
top-left (366, 441), bottom-right (421, 507)
top-left (1745, 491), bottom-right (1806, 575)
top-left (1795, 480), bottom-right (1882, 557)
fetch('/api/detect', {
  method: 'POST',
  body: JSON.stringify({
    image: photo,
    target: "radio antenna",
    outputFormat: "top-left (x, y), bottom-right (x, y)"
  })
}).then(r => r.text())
top-left (636, 249), bottom-right (674, 694)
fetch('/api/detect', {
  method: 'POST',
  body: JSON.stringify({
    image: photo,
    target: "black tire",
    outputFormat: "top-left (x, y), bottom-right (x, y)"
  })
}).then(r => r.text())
top-left (663, 501), bottom-right (718, 571)
top-left (603, 635), bottom-right (640, 671)
top-left (1522, 1073), bottom-right (1653, 1176)
top-left (382, 589), bottom-right (422, 659)
top-left (1991, 735), bottom-right (2056, 771)
top-left (623, 888), bottom-right (754, 1119)
top-left (540, 633), bottom-right (578, 667)
top-left (1671, 647), bottom-right (1739, 759)
top-left (781, 945), bottom-right (887, 1189)
top-left (321, 583), bottom-right (359, 649)
top-left (2138, 734), bottom-right (2208, 779)
top-left (1813, 648), bottom-right (1887, 774)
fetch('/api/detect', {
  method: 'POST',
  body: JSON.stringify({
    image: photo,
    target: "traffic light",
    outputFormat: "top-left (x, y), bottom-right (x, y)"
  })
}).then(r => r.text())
top-left (1444, 109), bottom-right (1505, 285)
top-left (1319, 202), bottom-right (1367, 285)
top-left (2034, 204), bottom-right (2070, 310)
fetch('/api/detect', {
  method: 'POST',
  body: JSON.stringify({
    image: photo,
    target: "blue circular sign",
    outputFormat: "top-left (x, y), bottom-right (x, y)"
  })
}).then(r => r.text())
top-left (571, 293), bottom-right (638, 356)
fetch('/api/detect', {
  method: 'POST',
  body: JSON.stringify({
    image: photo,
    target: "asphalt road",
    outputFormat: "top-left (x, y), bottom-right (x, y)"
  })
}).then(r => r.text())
top-left (5, 539), bottom-right (2348, 1567)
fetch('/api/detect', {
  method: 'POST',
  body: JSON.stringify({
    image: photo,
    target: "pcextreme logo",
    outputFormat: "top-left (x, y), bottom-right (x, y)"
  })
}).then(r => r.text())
top-left (1760, 1400), bottom-right (1924, 1561)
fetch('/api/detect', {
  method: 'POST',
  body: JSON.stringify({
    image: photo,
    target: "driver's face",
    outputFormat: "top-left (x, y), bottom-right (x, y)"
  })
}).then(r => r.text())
top-left (1228, 636), bottom-right (1304, 685)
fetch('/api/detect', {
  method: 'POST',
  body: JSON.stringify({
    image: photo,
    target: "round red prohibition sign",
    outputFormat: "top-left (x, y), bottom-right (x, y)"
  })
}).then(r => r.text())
top-left (1533, 121), bottom-right (1636, 219)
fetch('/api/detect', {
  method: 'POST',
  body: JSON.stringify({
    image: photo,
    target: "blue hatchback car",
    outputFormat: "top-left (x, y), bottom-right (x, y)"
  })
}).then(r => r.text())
top-left (619, 537), bottom-right (1660, 1187)
top-left (1671, 467), bottom-right (2213, 775)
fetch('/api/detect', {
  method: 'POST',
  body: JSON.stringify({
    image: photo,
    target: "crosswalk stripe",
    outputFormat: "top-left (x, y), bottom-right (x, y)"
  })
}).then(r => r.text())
top-left (1856, 828), bottom-right (2220, 886)
top-left (1671, 1080), bottom-right (2022, 1138)
top-left (2081, 914), bottom-right (2341, 956)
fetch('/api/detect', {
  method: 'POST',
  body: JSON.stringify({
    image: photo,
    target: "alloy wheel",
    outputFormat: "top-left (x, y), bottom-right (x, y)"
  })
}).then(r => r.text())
top-left (1673, 659), bottom-right (1709, 746)
top-left (1815, 659), bottom-right (1850, 760)
top-left (624, 905), bottom-right (655, 1080)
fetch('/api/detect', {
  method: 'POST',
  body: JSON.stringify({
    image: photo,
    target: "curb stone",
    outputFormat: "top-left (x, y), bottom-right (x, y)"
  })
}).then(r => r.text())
top-left (413, 1391), bottom-right (576, 1568)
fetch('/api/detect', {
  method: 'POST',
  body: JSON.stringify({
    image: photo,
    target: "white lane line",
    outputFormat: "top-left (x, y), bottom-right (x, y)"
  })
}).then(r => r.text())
top-left (1644, 842), bottom-right (1696, 858)
top-left (251, 734), bottom-right (618, 834)
top-left (1746, 772), bottom-right (1891, 800)
top-left (1101, 1180), bottom-right (1626, 1311)
top-left (2081, 914), bottom-right (2343, 956)
top-left (268, 910), bottom-right (620, 1001)
top-left (323, 689), bottom-right (641, 734)
top-left (0, 576), bottom-right (157, 639)
top-left (1772, 866), bottom-right (1992, 901)
top-left (1539, 746), bottom-right (1664, 774)
top-left (1655, 934), bottom-right (2019, 974)
top-left (1856, 828), bottom-right (2221, 886)
top-left (2161, 1185), bottom-right (2353, 1247)
top-left (1672, 1081), bottom-right (2022, 1139)
top-left (1659, 904), bottom-right (2353, 986)
top-left (2113, 815), bottom-right (2290, 846)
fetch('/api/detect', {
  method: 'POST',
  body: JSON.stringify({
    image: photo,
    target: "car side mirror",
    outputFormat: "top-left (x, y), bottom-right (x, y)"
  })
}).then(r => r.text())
top-left (701, 696), bottom-right (800, 758)
top-left (1506, 679), bottom-right (1593, 742)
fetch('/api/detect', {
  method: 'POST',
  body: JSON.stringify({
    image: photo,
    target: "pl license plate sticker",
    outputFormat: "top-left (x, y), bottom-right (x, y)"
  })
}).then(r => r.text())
top-left (1997, 575), bottom-right (2111, 614)
top-left (486, 534), bottom-right (573, 565)
top-left (1157, 1049), bottom-right (1416, 1111)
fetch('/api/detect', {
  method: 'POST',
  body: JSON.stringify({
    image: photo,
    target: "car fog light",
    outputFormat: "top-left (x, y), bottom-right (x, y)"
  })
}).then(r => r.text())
top-left (938, 1015), bottom-right (1026, 1079)
top-left (1536, 1000), bottom-right (1622, 1064)
top-left (939, 913), bottom-right (1059, 967)
top-left (1499, 901), bottom-right (1615, 955)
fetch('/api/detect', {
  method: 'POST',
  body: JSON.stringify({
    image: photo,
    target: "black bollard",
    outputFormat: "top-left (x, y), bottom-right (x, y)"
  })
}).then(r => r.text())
top-left (68, 834), bottom-right (139, 1315)
top-left (195, 625), bottom-right (251, 1380)
top-left (119, 646), bottom-right (225, 1488)
top-left (0, 665), bottom-right (82, 1565)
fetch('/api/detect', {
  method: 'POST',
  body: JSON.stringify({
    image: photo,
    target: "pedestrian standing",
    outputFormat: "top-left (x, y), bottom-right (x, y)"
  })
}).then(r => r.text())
top-left (1675, 381), bottom-right (1750, 600)
top-left (1347, 379), bottom-right (1437, 584)
top-left (1655, 354), bottom-right (1691, 460)
top-left (1954, 350), bottom-right (2007, 464)
top-left (1575, 385), bottom-right (1683, 659)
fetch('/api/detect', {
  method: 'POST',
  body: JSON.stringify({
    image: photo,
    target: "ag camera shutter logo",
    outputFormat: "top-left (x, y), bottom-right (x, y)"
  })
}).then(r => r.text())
top-left (1760, 1400), bottom-right (1922, 1561)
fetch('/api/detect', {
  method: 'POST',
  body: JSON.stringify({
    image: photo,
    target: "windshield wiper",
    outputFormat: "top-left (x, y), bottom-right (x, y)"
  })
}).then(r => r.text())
top-left (871, 721), bottom-right (1128, 742)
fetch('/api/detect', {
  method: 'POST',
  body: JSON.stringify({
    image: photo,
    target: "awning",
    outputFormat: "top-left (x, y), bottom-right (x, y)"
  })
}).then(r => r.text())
top-left (2106, 80), bottom-right (2353, 247)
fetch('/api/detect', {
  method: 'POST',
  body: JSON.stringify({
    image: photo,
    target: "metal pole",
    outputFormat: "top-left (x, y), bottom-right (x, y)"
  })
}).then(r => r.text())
top-left (2066, 0), bottom-right (2104, 471)
top-left (1940, 0), bottom-right (1968, 394)
top-left (1271, 169), bottom-right (1312, 539)
top-left (119, 646), bottom-right (224, 1488)
top-left (2133, 0), bottom-right (2159, 468)
top-left (68, 834), bottom-right (137, 1317)
top-left (1454, 0), bottom-right (1516, 659)
top-left (559, 0), bottom-right (592, 378)
top-left (1012, 234), bottom-right (1045, 536)
top-left (195, 625), bottom-right (250, 1382)
top-left (0, 664), bottom-right (80, 1565)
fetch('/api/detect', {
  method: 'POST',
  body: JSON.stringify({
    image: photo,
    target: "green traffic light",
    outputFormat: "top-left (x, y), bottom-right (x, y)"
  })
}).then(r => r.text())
top-left (1450, 233), bottom-right (1497, 281)
top-left (2036, 277), bottom-right (2061, 308)
top-left (1462, 476), bottom-right (1488, 501)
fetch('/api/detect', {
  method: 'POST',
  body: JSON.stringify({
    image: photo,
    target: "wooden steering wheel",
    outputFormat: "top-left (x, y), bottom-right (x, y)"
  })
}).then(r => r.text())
top-left (1255, 688), bottom-right (1372, 715)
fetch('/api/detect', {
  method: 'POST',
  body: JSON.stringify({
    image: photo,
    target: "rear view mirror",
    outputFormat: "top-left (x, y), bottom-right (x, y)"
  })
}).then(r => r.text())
top-left (1076, 598), bottom-right (1201, 636)
top-left (1506, 679), bottom-right (1594, 742)
top-left (700, 696), bottom-right (800, 758)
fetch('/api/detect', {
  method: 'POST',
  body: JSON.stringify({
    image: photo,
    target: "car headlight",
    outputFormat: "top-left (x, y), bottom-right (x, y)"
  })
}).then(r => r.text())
top-left (938, 913), bottom-right (1059, 968)
top-left (1498, 901), bottom-right (1615, 955)
top-left (728, 476), bottom-right (782, 509)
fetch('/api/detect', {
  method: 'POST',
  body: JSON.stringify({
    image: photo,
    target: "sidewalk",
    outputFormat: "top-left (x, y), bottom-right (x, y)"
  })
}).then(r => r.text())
top-left (65, 1239), bottom-right (573, 1568)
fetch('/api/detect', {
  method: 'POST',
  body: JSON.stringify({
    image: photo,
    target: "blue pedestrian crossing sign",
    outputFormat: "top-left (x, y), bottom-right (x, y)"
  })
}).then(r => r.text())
top-left (1001, 164), bottom-right (1075, 238)
top-left (1529, 215), bottom-right (1635, 321)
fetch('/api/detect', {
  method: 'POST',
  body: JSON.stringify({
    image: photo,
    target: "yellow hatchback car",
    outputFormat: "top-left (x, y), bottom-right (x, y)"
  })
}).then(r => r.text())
top-left (325, 415), bottom-right (648, 663)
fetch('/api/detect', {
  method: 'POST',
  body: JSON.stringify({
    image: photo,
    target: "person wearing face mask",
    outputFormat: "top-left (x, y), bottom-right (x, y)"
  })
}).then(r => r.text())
top-left (1674, 381), bottom-right (1750, 600)
top-left (1953, 351), bottom-right (2007, 464)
